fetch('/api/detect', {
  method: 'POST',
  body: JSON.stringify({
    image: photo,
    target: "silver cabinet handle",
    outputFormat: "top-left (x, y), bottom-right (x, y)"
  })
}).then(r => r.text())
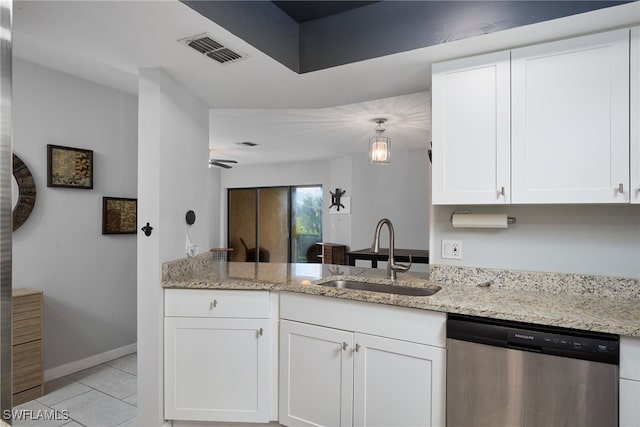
top-left (618, 183), bottom-right (624, 194)
top-left (354, 343), bottom-right (361, 353)
top-left (257, 328), bottom-right (263, 338)
top-left (209, 299), bottom-right (218, 310)
top-left (342, 342), bottom-right (348, 351)
top-left (498, 186), bottom-right (505, 197)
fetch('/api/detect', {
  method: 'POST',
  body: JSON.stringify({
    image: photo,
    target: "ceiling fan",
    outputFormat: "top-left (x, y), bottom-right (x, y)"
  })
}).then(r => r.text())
top-left (208, 159), bottom-right (238, 169)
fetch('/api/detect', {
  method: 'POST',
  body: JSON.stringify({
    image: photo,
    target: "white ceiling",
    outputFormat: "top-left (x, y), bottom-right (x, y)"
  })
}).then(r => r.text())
top-left (13, 1), bottom-right (640, 165)
top-left (209, 92), bottom-right (431, 165)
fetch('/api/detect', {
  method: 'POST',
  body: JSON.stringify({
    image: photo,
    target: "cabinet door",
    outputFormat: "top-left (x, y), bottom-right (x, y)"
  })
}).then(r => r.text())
top-left (432, 50), bottom-right (511, 205)
top-left (512, 29), bottom-right (630, 203)
top-left (620, 379), bottom-right (640, 427)
top-left (164, 317), bottom-right (270, 422)
top-left (353, 333), bottom-right (445, 427)
top-left (279, 320), bottom-right (354, 427)
top-left (632, 27), bottom-right (640, 204)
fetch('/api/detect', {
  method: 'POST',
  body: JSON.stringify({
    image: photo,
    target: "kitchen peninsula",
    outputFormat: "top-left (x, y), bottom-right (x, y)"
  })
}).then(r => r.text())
top-left (163, 252), bottom-right (640, 336)
top-left (162, 252), bottom-right (640, 426)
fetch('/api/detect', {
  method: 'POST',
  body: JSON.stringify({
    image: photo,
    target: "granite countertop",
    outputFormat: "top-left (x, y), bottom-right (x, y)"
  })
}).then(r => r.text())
top-left (162, 253), bottom-right (640, 337)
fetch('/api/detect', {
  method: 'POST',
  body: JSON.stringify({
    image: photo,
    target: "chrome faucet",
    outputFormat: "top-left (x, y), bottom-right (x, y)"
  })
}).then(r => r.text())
top-left (371, 218), bottom-right (411, 280)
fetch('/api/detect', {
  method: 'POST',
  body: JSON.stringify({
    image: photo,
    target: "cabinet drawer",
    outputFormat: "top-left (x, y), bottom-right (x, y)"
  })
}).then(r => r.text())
top-left (165, 289), bottom-right (270, 318)
top-left (13, 316), bottom-right (42, 345)
top-left (13, 340), bottom-right (42, 393)
top-left (13, 385), bottom-right (43, 406)
top-left (280, 292), bottom-right (446, 347)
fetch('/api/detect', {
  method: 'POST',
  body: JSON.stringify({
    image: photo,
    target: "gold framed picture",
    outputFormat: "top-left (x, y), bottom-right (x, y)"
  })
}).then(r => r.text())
top-left (102, 197), bottom-right (137, 235)
top-left (47, 144), bottom-right (94, 189)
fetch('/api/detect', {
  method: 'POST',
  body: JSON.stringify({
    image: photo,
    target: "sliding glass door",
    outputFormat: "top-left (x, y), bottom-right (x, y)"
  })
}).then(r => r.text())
top-left (227, 185), bottom-right (322, 263)
top-left (291, 186), bottom-right (323, 263)
top-left (228, 187), bottom-right (289, 262)
top-left (258, 187), bottom-right (289, 263)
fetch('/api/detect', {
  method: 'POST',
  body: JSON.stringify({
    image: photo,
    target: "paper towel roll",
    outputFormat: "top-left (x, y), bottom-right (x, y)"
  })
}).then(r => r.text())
top-left (451, 213), bottom-right (508, 228)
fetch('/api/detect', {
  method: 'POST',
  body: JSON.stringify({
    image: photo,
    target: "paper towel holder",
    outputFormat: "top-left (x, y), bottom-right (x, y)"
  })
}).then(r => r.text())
top-left (450, 210), bottom-right (516, 227)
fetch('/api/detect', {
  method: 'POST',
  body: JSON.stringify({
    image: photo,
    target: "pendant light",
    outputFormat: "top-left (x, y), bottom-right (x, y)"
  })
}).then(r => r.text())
top-left (369, 118), bottom-right (390, 165)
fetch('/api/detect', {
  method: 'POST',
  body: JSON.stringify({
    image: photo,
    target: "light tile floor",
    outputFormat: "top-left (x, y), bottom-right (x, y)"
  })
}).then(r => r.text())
top-left (14, 353), bottom-right (137, 427)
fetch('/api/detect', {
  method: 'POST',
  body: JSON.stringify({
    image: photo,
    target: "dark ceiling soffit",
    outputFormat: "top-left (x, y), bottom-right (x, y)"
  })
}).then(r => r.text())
top-left (181, 1), bottom-right (300, 73)
top-left (181, 1), bottom-right (635, 75)
top-left (272, 1), bottom-right (379, 23)
top-left (298, 1), bottom-right (635, 73)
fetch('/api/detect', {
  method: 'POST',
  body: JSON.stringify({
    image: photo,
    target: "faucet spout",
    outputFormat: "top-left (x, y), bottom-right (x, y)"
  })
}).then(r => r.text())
top-left (370, 218), bottom-right (411, 280)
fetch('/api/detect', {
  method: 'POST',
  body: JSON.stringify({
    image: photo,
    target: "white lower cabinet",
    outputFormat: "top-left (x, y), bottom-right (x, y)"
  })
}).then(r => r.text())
top-left (279, 320), bottom-right (354, 427)
top-left (620, 336), bottom-right (640, 427)
top-left (279, 293), bottom-right (446, 427)
top-left (353, 332), bottom-right (445, 427)
top-left (164, 290), bottom-right (275, 423)
top-left (620, 378), bottom-right (640, 427)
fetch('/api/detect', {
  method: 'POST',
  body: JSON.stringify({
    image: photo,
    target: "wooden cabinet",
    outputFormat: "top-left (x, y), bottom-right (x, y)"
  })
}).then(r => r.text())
top-left (432, 28), bottom-right (634, 205)
top-left (620, 336), bottom-right (640, 426)
top-left (164, 290), bottom-right (275, 423)
top-left (12, 288), bottom-right (43, 406)
top-left (512, 29), bottom-right (630, 204)
top-left (319, 243), bottom-right (347, 265)
top-left (279, 293), bottom-right (446, 427)
top-left (632, 27), bottom-right (640, 204)
top-left (432, 51), bottom-right (511, 205)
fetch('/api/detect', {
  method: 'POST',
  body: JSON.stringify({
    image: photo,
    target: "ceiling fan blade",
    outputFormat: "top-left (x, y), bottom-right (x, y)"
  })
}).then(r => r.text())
top-left (211, 159), bottom-right (238, 164)
top-left (210, 161), bottom-right (233, 169)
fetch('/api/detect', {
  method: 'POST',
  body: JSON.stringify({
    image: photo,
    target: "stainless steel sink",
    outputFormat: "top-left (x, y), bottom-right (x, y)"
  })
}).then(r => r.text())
top-left (318, 280), bottom-right (440, 297)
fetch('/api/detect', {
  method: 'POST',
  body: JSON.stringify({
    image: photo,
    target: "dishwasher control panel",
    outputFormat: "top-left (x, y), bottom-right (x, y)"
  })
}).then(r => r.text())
top-left (447, 313), bottom-right (619, 365)
top-left (507, 329), bottom-right (618, 362)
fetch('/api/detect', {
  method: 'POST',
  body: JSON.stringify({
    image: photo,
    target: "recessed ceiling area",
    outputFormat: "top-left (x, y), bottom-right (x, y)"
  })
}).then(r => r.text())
top-left (272, 1), bottom-right (378, 23)
top-left (183, 0), bottom-right (634, 73)
top-left (13, 1), bottom-right (640, 166)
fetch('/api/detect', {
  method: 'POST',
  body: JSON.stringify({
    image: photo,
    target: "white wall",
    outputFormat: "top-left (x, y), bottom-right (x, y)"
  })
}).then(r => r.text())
top-left (218, 149), bottom-right (430, 267)
top-left (12, 58), bottom-right (138, 371)
top-left (137, 68), bottom-right (212, 426)
top-left (432, 204), bottom-right (640, 278)
top-left (351, 149), bottom-right (429, 250)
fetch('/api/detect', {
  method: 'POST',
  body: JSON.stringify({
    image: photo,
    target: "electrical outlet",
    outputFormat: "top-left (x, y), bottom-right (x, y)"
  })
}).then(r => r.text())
top-left (442, 240), bottom-right (462, 260)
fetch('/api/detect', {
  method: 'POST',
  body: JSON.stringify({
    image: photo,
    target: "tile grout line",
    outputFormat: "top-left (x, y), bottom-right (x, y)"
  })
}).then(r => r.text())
top-left (25, 355), bottom-right (138, 427)
top-left (65, 379), bottom-right (138, 406)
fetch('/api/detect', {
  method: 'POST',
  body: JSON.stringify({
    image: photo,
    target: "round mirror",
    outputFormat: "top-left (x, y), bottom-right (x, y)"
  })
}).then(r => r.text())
top-left (12, 173), bottom-right (18, 209)
top-left (12, 154), bottom-right (36, 231)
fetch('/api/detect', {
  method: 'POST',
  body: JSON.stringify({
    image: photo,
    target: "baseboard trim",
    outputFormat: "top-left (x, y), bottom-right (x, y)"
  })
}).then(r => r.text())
top-left (44, 342), bottom-right (137, 382)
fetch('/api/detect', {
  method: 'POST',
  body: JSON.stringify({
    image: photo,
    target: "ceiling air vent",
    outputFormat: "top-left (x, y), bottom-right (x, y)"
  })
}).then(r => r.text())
top-left (179, 33), bottom-right (247, 65)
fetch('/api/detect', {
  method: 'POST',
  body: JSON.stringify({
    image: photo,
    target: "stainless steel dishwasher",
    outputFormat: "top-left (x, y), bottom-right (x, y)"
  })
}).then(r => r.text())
top-left (446, 314), bottom-right (619, 427)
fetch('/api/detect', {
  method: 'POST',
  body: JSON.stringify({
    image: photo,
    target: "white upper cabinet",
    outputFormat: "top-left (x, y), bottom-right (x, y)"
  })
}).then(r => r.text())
top-left (511, 29), bottom-right (630, 203)
top-left (432, 51), bottom-right (511, 205)
top-left (631, 27), bottom-right (640, 204)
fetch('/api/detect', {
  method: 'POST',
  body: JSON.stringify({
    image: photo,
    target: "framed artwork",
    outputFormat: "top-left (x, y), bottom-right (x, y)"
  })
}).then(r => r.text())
top-left (102, 197), bottom-right (137, 235)
top-left (47, 144), bottom-right (94, 189)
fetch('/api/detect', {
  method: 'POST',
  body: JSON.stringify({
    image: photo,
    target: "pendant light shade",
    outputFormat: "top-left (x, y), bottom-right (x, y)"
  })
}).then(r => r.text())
top-left (369, 119), bottom-right (390, 165)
